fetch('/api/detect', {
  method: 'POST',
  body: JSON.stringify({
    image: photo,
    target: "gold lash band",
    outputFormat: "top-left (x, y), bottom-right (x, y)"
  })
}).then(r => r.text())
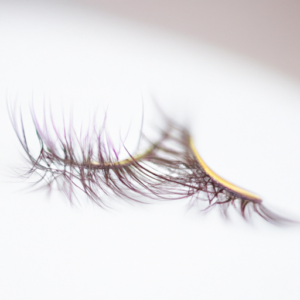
top-left (91, 144), bottom-right (155, 167)
top-left (189, 138), bottom-right (262, 203)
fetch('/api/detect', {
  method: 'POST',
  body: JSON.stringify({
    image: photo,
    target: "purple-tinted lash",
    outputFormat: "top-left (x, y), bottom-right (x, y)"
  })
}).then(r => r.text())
top-left (8, 103), bottom-right (292, 223)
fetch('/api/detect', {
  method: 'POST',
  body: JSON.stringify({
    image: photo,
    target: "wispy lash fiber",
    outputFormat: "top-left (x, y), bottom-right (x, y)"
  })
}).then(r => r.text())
top-left (8, 104), bottom-right (290, 223)
top-left (8, 104), bottom-right (174, 207)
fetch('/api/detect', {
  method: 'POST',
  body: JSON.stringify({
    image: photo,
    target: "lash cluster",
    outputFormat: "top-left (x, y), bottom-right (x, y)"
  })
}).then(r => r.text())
top-left (8, 104), bottom-right (289, 223)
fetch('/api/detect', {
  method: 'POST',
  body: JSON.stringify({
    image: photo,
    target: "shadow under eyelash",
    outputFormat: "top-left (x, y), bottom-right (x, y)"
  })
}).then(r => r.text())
top-left (8, 103), bottom-right (295, 224)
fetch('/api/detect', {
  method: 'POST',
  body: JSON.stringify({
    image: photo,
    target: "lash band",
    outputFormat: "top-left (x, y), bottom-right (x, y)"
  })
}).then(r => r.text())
top-left (189, 138), bottom-right (262, 203)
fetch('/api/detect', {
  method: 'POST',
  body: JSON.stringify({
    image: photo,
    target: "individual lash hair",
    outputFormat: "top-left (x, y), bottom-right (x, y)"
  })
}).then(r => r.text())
top-left (8, 103), bottom-right (293, 224)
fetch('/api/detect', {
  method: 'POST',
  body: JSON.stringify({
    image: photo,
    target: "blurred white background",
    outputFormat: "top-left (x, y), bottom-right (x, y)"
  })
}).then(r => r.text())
top-left (0, 2), bottom-right (300, 299)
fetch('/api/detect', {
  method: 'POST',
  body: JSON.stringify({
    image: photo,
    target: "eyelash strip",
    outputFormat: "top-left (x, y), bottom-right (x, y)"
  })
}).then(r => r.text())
top-left (8, 104), bottom-right (292, 223)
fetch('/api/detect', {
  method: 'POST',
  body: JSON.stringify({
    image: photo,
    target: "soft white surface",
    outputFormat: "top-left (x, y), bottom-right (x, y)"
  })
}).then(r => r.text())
top-left (1, 2), bottom-right (300, 300)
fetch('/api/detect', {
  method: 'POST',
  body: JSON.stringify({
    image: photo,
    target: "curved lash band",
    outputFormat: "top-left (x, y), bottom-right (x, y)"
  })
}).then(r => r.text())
top-left (182, 135), bottom-right (285, 223)
top-left (189, 138), bottom-right (262, 203)
top-left (8, 105), bottom-right (292, 223)
top-left (188, 139), bottom-right (278, 222)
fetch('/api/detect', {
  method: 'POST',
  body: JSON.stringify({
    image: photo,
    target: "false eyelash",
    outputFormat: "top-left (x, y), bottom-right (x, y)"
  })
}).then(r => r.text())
top-left (8, 103), bottom-right (291, 223)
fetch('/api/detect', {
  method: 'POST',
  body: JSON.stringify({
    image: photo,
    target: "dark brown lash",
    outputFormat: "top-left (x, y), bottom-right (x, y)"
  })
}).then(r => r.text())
top-left (8, 103), bottom-right (293, 223)
top-left (144, 122), bottom-right (291, 224)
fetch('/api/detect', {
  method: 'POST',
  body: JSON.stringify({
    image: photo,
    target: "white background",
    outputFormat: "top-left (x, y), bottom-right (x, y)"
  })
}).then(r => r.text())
top-left (0, 2), bottom-right (300, 299)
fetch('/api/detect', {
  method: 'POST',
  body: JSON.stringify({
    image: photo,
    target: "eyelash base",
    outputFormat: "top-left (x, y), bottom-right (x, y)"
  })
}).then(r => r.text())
top-left (91, 144), bottom-right (157, 168)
